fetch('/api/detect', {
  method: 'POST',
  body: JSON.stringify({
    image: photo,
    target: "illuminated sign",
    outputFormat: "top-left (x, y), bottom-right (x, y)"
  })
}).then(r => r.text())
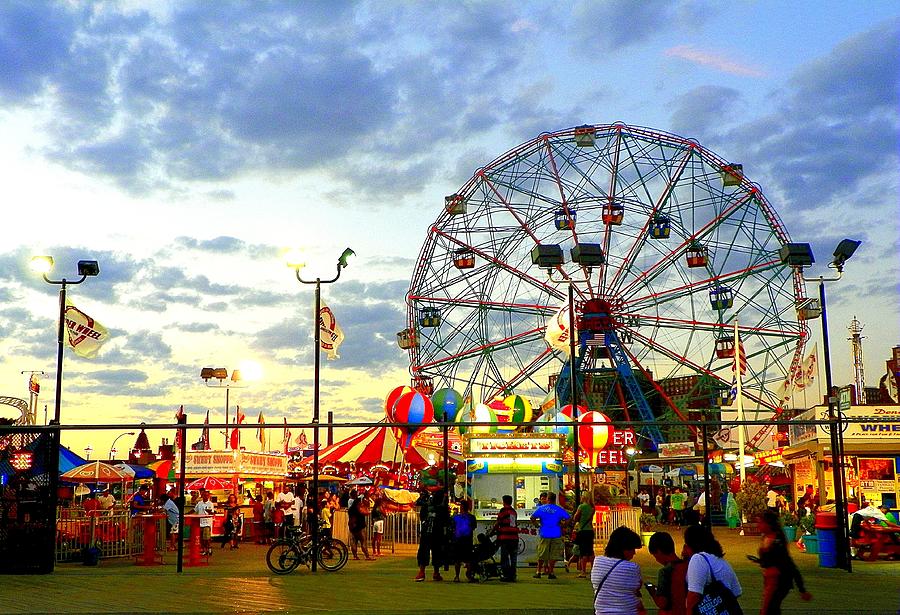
top-left (466, 458), bottom-right (563, 474)
top-left (465, 435), bottom-right (562, 457)
top-left (753, 447), bottom-right (784, 466)
top-left (658, 442), bottom-right (695, 458)
top-left (11, 450), bottom-right (33, 471)
top-left (184, 450), bottom-right (288, 476)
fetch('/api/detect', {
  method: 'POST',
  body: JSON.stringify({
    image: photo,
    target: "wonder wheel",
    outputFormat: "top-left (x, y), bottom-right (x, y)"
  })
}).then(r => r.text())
top-left (402, 123), bottom-right (808, 440)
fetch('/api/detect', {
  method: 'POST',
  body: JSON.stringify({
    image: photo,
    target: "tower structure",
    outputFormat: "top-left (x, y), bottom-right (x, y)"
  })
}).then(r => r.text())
top-left (848, 316), bottom-right (866, 405)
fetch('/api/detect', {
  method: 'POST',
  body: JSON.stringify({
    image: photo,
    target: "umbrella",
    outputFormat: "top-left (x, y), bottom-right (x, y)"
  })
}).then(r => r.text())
top-left (346, 476), bottom-right (373, 486)
top-left (74, 485), bottom-right (91, 496)
top-left (185, 476), bottom-right (233, 491)
top-left (147, 459), bottom-right (177, 480)
top-left (61, 461), bottom-right (132, 483)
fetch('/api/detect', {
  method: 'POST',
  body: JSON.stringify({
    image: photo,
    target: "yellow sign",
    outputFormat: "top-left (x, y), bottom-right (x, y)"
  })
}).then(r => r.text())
top-left (184, 450), bottom-right (288, 477)
top-left (465, 434), bottom-right (562, 457)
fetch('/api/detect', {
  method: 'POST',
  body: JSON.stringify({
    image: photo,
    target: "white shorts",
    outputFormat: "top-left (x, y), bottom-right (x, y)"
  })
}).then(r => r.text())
top-left (373, 519), bottom-right (384, 534)
top-left (170, 523), bottom-right (179, 534)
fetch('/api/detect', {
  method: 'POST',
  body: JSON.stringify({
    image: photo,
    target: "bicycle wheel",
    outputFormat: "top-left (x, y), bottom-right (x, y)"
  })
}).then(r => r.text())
top-left (266, 541), bottom-right (302, 574)
top-left (317, 538), bottom-right (349, 572)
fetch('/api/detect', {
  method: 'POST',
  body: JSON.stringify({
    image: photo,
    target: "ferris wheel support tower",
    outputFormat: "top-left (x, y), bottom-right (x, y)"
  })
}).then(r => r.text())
top-left (848, 316), bottom-right (866, 404)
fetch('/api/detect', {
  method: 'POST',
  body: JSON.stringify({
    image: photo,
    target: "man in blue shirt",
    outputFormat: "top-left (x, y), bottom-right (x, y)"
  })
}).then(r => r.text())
top-left (530, 492), bottom-right (570, 579)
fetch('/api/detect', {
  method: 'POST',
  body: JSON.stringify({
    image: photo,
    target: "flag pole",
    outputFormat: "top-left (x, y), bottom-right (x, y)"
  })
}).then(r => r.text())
top-left (735, 319), bottom-right (746, 487)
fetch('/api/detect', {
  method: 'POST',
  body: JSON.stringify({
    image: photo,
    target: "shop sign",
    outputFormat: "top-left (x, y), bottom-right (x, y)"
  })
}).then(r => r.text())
top-left (861, 479), bottom-right (896, 493)
top-left (754, 448), bottom-right (784, 466)
top-left (466, 458), bottom-right (563, 475)
top-left (658, 442), bottom-right (695, 458)
top-left (465, 435), bottom-right (561, 457)
top-left (185, 450), bottom-right (287, 476)
top-left (814, 406), bottom-right (900, 440)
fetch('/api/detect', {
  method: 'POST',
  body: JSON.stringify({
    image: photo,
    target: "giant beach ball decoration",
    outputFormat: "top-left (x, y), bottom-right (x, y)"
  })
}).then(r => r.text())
top-left (559, 404), bottom-right (588, 419)
top-left (487, 398), bottom-right (513, 432)
top-left (432, 388), bottom-right (464, 422)
top-left (455, 404), bottom-right (473, 435)
top-left (392, 390), bottom-right (435, 447)
top-left (503, 394), bottom-right (533, 425)
top-left (471, 403), bottom-right (498, 434)
top-left (536, 410), bottom-right (574, 446)
top-left (385, 385), bottom-right (413, 421)
top-left (578, 411), bottom-right (613, 466)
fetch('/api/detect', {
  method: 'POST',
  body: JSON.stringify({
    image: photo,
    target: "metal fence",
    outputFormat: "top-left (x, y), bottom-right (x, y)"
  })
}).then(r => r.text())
top-left (55, 509), bottom-right (165, 562)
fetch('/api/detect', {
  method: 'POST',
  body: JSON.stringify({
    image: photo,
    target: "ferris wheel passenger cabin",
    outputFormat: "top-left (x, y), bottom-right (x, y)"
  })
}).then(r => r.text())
top-left (445, 194), bottom-right (467, 215)
top-left (649, 215), bottom-right (671, 239)
top-left (714, 335), bottom-right (736, 359)
top-left (573, 125), bottom-right (597, 147)
top-left (685, 243), bottom-right (709, 268)
top-left (554, 208), bottom-right (576, 230)
top-left (397, 328), bottom-right (418, 349)
top-left (602, 201), bottom-right (624, 225)
top-left (721, 164), bottom-right (743, 187)
top-left (709, 286), bottom-right (734, 311)
top-left (419, 307), bottom-right (441, 328)
top-left (453, 248), bottom-right (475, 270)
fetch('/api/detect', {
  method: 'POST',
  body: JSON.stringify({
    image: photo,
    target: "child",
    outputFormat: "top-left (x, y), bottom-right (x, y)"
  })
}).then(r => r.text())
top-left (451, 500), bottom-right (477, 582)
top-left (371, 498), bottom-right (385, 556)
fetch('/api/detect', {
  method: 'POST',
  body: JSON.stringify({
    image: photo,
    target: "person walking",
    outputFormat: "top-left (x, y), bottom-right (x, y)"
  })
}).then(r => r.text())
top-left (530, 492), bottom-right (570, 580)
top-left (491, 494), bottom-right (519, 582)
top-left (683, 525), bottom-right (742, 614)
top-left (414, 489), bottom-right (449, 581)
top-left (670, 488), bottom-right (687, 526)
top-left (370, 497), bottom-right (385, 556)
top-left (347, 497), bottom-right (374, 560)
top-left (756, 511), bottom-right (812, 615)
top-left (194, 489), bottom-right (215, 556)
top-left (261, 491), bottom-right (275, 544)
top-left (646, 531), bottom-right (688, 615)
top-left (590, 526), bottom-right (647, 615)
top-left (572, 491), bottom-right (596, 578)
top-left (450, 500), bottom-right (477, 582)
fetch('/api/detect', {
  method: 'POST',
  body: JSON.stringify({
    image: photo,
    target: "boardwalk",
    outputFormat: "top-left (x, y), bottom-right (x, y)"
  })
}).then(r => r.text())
top-left (1, 530), bottom-right (898, 614)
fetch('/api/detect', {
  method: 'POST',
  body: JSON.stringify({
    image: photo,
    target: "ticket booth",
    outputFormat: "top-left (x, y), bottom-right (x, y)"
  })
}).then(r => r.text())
top-left (464, 433), bottom-right (565, 565)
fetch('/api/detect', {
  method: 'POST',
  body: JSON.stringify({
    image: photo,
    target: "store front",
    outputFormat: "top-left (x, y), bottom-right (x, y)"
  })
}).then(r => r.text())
top-left (464, 433), bottom-right (564, 564)
top-left (784, 406), bottom-right (900, 511)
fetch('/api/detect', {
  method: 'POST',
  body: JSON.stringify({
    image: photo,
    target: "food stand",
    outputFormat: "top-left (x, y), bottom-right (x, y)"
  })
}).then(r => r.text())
top-left (181, 450), bottom-right (288, 539)
top-left (463, 433), bottom-right (565, 565)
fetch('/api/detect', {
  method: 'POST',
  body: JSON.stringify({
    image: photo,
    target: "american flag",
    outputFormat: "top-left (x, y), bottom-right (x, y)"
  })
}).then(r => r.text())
top-left (585, 332), bottom-right (606, 347)
top-left (732, 330), bottom-right (747, 376)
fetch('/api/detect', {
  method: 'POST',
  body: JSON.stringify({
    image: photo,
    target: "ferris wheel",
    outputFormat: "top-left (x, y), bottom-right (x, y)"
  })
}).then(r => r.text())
top-left (402, 123), bottom-right (809, 431)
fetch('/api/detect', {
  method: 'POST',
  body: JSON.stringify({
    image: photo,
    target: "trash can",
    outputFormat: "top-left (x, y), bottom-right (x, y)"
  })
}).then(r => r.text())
top-left (82, 546), bottom-right (101, 566)
top-left (815, 512), bottom-right (838, 568)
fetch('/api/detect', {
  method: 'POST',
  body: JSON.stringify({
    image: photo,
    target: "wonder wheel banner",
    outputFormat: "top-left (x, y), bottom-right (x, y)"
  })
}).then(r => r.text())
top-left (544, 303), bottom-right (575, 356)
top-left (64, 299), bottom-right (110, 358)
top-left (318, 300), bottom-right (344, 360)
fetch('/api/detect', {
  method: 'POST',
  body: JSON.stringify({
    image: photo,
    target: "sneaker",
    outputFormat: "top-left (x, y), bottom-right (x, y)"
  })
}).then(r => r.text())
top-left (433, 572), bottom-right (443, 581)
top-left (414, 572), bottom-right (426, 582)
top-left (547, 573), bottom-right (557, 580)
top-left (533, 573), bottom-right (542, 579)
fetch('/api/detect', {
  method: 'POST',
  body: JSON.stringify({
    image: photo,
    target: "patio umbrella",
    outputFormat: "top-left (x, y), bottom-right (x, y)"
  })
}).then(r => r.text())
top-left (345, 476), bottom-right (373, 486)
top-left (61, 461), bottom-right (132, 483)
top-left (185, 476), bottom-right (233, 491)
top-left (147, 459), bottom-right (177, 480)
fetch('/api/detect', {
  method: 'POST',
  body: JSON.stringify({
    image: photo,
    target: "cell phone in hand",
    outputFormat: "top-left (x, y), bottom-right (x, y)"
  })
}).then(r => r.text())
top-left (746, 555), bottom-right (760, 563)
top-left (644, 582), bottom-right (657, 593)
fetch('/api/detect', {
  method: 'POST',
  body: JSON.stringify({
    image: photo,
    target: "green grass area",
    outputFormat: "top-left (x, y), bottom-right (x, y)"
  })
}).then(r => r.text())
top-left (0, 529), bottom-right (897, 614)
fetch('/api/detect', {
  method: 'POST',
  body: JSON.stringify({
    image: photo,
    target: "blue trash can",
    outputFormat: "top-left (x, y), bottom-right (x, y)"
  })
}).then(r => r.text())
top-left (816, 528), bottom-right (837, 568)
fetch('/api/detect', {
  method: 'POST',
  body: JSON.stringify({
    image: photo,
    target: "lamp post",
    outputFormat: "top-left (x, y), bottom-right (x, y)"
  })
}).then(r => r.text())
top-left (84, 444), bottom-right (93, 460)
top-left (289, 247), bottom-right (354, 572)
top-left (200, 367), bottom-right (247, 448)
top-left (780, 238), bottom-right (860, 573)
top-left (30, 255), bottom-right (100, 573)
top-left (109, 431), bottom-right (136, 460)
top-left (532, 242), bottom-right (605, 508)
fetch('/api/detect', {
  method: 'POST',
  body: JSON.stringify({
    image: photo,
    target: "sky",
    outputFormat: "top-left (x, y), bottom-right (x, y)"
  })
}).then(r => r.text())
top-left (0, 1), bottom-right (897, 458)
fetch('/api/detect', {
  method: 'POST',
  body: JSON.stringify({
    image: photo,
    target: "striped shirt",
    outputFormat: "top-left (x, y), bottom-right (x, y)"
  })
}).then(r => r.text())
top-left (591, 555), bottom-right (643, 615)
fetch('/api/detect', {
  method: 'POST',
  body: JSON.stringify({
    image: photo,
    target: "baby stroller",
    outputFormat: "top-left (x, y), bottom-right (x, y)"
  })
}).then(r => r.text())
top-left (468, 533), bottom-right (502, 582)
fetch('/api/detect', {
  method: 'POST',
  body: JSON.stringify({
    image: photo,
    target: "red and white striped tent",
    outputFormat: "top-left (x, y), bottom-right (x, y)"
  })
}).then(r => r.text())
top-left (306, 420), bottom-right (463, 468)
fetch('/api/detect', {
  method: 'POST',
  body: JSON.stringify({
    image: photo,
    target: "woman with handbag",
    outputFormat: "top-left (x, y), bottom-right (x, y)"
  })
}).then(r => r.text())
top-left (683, 525), bottom-right (742, 615)
top-left (590, 526), bottom-right (647, 615)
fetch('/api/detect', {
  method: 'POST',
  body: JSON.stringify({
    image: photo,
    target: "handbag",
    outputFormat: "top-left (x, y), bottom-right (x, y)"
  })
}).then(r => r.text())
top-left (693, 554), bottom-right (743, 615)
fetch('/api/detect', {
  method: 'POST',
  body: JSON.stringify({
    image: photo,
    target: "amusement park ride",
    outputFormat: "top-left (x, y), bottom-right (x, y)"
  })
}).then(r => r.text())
top-left (399, 123), bottom-right (812, 453)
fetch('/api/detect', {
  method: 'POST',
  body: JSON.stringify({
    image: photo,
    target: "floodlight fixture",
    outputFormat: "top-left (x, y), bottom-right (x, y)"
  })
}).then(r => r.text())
top-left (30, 256), bottom-right (54, 274)
top-left (778, 243), bottom-right (815, 268)
top-left (77, 260), bottom-right (100, 277)
top-left (831, 239), bottom-right (861, 271)
top-left (338, 248), bottom-right (355, 269)
top-left (570, 243), bottom-right (605, 267)
top-left (531, 244), bottom-right (564, 268)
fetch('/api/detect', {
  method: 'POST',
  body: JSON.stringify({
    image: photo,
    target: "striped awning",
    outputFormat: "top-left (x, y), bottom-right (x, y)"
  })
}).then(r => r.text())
top-left (307, 420), bottom-right (462, 468)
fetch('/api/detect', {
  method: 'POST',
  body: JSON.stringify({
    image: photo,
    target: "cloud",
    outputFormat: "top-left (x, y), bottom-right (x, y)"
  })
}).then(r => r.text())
top-left (669, 86), bottom-right (742, 137)
top-left (665, 45), bottom-right (767, 77)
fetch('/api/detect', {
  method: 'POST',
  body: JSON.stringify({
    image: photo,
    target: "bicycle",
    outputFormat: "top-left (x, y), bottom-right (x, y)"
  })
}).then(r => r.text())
top-left (266, 525), bottom-right (349, 574)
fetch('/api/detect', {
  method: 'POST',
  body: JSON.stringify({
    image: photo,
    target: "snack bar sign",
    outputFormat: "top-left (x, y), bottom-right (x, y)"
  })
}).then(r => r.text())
top-left (465, 435), bottom-right (562, 457)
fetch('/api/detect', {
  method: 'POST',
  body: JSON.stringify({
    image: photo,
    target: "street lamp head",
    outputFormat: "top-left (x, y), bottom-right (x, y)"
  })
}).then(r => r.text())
top-left (338, 248), bottom-right (355, 269)
top-left (30, 256), bottom-right (54, 274)
top-left (570, 243), bottom-right (605, 267)
top-left (230, 369), bottom-right (242, 383)
top-left (778, 243), bottom-right (815, 268)
top-left (831, 239), bottom-right (861, 272)
top-left (77, 260), bottom-right (100, 277)
top-left (200, 367), bottom-right (215, 381)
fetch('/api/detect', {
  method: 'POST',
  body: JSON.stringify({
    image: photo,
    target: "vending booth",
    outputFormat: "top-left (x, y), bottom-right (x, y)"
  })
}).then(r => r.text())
top-left (463, 433), bottom-right (565, 565)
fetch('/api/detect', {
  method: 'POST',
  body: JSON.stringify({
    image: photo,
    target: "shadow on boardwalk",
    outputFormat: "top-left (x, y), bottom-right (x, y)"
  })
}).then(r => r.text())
top-left (0, 529), bottom-right (897, 614)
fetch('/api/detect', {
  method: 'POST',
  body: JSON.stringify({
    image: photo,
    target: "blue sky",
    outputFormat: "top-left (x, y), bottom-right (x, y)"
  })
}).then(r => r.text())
top-left (0, 1), bottom-right (897, 455)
